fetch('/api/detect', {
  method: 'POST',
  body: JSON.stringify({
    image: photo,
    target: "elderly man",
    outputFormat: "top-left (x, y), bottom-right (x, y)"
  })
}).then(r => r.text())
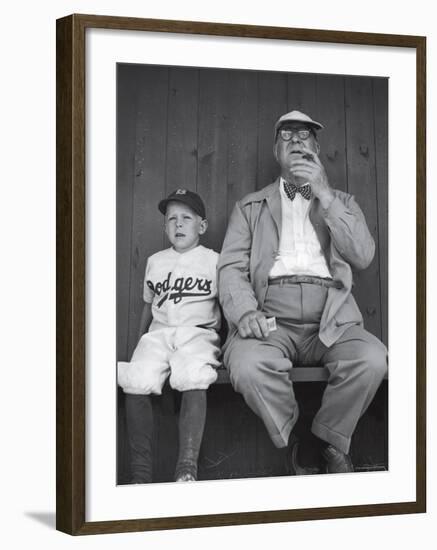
top-left (218, 110), bottom-right (387, 474)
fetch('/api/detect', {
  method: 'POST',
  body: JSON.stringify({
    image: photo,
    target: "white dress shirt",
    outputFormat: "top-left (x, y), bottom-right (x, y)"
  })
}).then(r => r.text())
top-left (269, 178), bottom-right (332, 279)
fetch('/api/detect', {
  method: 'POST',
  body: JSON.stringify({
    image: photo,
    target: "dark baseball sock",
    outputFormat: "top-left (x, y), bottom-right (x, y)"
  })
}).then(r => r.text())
top-left (125, 393), bottom-right (154, 483)
top-left (174, 389), bottom-right (207, 481)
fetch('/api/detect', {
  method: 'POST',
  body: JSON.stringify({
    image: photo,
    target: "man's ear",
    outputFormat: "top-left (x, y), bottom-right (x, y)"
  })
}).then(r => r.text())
top-left (316, 141), bottom-right (320, 155)
top-left (199, 218), bottom-right (208, 235)
top-left (273, 141), bottom-right (279, 161)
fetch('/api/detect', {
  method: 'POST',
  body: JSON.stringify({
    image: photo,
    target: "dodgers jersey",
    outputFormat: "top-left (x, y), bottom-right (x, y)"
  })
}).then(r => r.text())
top-left (143, 245), bottom-right (221, 332)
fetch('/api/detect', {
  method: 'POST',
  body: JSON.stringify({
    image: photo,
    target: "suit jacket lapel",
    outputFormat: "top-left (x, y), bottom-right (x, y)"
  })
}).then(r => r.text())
top-left (266, 178), bottom-right (282, 241)
top-left (309, 198), bottom-right (330, 255)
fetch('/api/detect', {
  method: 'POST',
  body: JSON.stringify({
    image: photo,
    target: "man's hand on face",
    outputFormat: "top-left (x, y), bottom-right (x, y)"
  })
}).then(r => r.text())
top-left (238, 310), bottom-right (270, 340)
top-left (289, 145), bottom-right (335, 209)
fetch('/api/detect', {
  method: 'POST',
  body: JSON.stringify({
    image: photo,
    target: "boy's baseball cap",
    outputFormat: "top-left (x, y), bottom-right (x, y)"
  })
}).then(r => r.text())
top-left (274, 110), bottom-right (324, 137)
top-left (158, 189), bottom-right (206, 219)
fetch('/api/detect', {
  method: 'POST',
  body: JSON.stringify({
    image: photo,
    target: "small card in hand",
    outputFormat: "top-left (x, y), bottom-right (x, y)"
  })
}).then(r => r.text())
top-left (266, 317), bottom-right (277, 333)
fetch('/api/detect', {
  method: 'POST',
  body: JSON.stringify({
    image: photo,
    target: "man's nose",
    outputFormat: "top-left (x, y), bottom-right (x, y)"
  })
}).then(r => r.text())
top-left (291, 134), bottom-right (301, 143)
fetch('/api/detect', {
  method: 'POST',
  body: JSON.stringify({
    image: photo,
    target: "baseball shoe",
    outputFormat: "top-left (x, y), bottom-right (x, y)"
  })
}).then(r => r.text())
top-left (174, 461), bottom-right (198, 482)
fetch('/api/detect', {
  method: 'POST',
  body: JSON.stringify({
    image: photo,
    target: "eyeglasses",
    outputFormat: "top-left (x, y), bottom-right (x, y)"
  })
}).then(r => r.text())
top-left (278, 128), bottom-right (312, 141)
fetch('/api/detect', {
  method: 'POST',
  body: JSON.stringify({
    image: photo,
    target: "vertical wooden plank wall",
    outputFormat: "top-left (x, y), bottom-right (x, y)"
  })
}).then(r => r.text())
top-left (315, 75), bottom-right (348, 193)
top-left (117, 65), bottom-right (388, 353)
top-left (257, 72), bottom-right (287, 189)
top-left (116, 65), bottom-right (138, 481)
top-left (345, 77), bottom-right (382, 339)
top-left (116, 65), bottom-right (388, 481)
top-left (373, 78), bottom-right (389, 348)
top-left (131, 67), bottom-right (169, 355)
top-left (197, 69), bottom-right (230, 253)
top-left (226, 70), bottom-right (259, 217)
top-left (166, 67), bottom-right (199, 194)
top-left (116, 65), bottom-right (137, 364)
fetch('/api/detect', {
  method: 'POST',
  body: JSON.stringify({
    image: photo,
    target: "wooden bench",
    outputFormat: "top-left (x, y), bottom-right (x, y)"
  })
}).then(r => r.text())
top-left (215, 365), bottom-right (387, 384)
top-left (215, 365), bottom-right (329, 384)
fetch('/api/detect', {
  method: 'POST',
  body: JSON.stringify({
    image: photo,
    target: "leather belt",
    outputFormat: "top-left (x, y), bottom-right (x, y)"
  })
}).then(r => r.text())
top-left (268, 275), bottom-right (343, 289)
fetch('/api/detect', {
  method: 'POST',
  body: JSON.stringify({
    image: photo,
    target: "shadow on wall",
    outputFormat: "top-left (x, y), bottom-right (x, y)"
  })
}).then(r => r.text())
top-left (24, 511), bottom-right (56, 529)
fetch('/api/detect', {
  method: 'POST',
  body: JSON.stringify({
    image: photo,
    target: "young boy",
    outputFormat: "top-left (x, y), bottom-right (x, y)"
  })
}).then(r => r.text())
top-left (118, 189), bottom-right (221, 483)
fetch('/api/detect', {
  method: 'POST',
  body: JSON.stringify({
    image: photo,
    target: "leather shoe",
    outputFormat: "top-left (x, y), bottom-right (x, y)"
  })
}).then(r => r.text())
top-left (286, 434), bottom-right (320, 476)
top-left (321, 444), bottom-right (354, 473)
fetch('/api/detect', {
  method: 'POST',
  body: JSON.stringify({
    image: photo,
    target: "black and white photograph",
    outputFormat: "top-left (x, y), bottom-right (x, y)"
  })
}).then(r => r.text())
top-left (115, 63), bottom-right (389, 485)
top-left (3, 0), bottom-right (434, 544)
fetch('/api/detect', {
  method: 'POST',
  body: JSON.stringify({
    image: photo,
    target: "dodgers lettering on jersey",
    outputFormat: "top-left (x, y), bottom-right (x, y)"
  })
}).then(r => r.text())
top-left (143, 245), bottom-right (221, 331)
top-left (147, 273), bottom-right (212, 308)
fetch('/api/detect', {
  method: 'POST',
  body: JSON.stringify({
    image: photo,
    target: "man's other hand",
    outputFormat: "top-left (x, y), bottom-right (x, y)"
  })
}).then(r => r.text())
top-left (238, 310), bottom-right (270, 339)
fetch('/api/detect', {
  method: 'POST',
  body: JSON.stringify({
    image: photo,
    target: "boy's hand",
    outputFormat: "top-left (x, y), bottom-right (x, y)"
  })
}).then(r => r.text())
top-left (238, 310), bottom-right (270, 339)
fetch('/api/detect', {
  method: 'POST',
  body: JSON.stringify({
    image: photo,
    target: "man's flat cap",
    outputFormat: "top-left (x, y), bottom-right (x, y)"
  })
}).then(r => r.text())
top-left (274, 110), bottom-right (324, 135)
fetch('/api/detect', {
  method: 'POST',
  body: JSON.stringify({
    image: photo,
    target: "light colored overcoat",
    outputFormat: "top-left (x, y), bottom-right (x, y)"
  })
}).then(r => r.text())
top-left (217, 179), bottom-right (375, 348)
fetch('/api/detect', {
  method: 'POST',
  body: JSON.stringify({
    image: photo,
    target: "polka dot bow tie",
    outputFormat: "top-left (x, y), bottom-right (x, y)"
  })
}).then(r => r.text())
top-left (283, 180), bottom-right (312, 201)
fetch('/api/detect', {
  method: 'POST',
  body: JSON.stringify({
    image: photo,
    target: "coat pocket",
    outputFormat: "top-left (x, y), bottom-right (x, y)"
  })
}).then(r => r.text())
top-left (334, 300), bottom-right (363, 326)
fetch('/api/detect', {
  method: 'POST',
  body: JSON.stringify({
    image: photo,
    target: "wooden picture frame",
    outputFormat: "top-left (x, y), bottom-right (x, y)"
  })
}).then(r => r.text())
top-left (56, 13), bottom-right (426, 535)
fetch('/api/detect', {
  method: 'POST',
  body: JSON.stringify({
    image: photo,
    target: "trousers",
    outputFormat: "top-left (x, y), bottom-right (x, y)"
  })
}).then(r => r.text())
top-left (224, 283), bottom-right (387, 454)
top-left (118, 326), bottom-right (220, 395)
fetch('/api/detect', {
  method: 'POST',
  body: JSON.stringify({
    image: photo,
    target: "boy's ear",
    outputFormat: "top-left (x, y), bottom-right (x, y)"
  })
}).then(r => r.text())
top-left (199, 218), bottom-right (208, 235)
